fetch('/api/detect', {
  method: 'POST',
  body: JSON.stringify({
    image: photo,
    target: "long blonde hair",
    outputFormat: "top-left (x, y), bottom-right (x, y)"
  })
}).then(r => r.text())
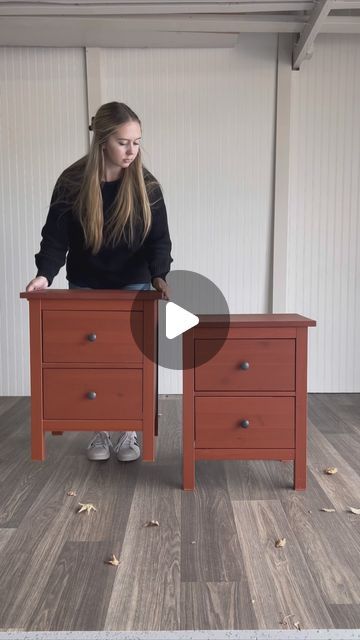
top-left (54, 102), bottom-right (161, 254)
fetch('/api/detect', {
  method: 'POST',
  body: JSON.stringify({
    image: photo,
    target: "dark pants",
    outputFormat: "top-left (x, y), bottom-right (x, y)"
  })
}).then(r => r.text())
top-left (68, 282), bottom-right (151, 291)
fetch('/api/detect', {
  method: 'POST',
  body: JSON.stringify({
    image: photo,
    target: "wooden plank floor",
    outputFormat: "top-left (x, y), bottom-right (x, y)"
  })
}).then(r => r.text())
top-left (0, 393), bottom-right (359, 631)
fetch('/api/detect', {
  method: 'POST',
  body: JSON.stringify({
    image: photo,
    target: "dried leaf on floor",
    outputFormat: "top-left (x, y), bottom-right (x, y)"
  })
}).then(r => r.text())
top-left (67, 490), bottom-right (77, 496)
top-left (144, 520), bottom-right (160, 527)
top-left (280, 613), bottom-right (295, 629)
top-left (348, 507), bottom-right (360, 514)
top-left (324, 466), bottom-right (338, 474)
top-left (105, 554), bottom-right (120, 566)
top-left (321, 508), bottom-right (336, 512)
top-left (280, 613), bottom-right (301, 630)
top-left (77, 503), bottom-right (97, 514)
top-left (275, 537), bottom-right (286, 548)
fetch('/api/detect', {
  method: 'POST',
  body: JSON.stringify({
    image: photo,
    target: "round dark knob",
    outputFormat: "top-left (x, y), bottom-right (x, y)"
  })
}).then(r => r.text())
top-left (239, 361), bottom-right (250, 370)
top-left (239, 419), bottom-right (250, 429)
top-left (87, 333), bottom-right (97, 342)
top-left (87, 391), bottom-right (97, 400)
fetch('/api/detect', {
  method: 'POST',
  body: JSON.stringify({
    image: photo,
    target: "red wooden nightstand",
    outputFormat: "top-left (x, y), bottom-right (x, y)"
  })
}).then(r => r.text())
top-left (20, 289), bottom-right (160, 461)
top-left (183, 313), bottom-right (316, 491)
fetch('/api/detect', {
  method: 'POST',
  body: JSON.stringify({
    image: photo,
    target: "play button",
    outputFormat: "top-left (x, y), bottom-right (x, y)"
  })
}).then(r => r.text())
top-left (166, 302), bottom-right (199, 339)
top-left (130, 269), bottom-right (230, 371)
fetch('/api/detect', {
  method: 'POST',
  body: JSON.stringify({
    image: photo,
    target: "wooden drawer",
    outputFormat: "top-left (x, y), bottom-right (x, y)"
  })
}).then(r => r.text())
top-left (195, 396), bottom-right (295, 448)
top-left (43, 310), bottom-right (143, 363)
top-left (43, 369), bottom-right (142, 419)
top-left (194, 339), bottom-right (295, 391)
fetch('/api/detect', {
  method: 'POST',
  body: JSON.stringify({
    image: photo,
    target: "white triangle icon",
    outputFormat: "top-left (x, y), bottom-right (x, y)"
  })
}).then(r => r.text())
top-left (165, 302), bottom-right (199, 339)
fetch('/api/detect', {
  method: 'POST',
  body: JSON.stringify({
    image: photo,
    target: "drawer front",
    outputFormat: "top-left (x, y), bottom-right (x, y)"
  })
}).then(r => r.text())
top-left (43, 310), bottom-right (143, 363)
top-left (195, 339), bottom-right (295, 391)
top-left (195, 397), bottom-right (295, 448)
top-left (44, 369), bottom-right (142, 419)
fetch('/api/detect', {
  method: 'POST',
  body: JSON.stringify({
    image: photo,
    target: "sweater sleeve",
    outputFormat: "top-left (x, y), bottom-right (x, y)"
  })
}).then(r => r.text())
top-left (144, 185), bottom-right (173, 282)
top-left (35, 178), bottom-right (70, 286)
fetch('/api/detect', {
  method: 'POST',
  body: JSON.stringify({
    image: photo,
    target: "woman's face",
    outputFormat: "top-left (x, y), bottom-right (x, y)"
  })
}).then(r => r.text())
top-left (102, 121), bottom-right (142, 171)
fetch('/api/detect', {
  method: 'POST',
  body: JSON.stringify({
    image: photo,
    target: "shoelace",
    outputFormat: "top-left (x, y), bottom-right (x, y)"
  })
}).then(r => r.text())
top-left (90, 432), bottom-right (109, 449)
top-left (116, 431), bottom-right (138, 450)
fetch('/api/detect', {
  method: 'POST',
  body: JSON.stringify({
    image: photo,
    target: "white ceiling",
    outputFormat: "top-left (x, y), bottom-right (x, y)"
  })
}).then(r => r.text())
top-left (0, 0), bottom-right (359, 68)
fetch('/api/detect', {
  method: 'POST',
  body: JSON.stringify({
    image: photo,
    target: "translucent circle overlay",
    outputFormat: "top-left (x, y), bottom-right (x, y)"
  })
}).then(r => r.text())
top-left (130, 270), bottom-right (230, 371)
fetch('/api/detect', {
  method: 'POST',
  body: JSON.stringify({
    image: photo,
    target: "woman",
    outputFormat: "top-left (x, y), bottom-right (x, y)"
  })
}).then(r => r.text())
top-left (26, 101), bottom-right (173, 464)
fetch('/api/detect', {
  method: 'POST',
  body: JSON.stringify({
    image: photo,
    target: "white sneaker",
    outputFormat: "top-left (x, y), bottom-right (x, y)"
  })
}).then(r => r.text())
top-left (86, 431), bottom-right (112, 461)
top-left (114, 431), bottom-right (140, 462)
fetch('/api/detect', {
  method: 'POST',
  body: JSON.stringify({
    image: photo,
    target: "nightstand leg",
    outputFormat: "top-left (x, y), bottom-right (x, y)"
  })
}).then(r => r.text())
top-left (294, 456), bottom-right (306, 490)
top-left (32, 421), bottom-right (45, 461)
top-left (142, 428), bottom-right (155, 462)
top-left (183, 448), bottom-right (195, 490)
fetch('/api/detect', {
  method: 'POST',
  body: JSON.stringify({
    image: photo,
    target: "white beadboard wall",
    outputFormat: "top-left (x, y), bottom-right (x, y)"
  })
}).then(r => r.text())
top-left (101, 34), bottom-right (278, 394)
top-left (0, 47), bottom-right (88, 395)
top-left (1, 35), bottom-right (359, 395)
top-left (287, 34), bottom-right (360, 392)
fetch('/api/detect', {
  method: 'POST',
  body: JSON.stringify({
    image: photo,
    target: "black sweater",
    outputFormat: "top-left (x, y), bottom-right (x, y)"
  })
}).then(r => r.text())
top-left (35, 171), bottom-right (173, 288)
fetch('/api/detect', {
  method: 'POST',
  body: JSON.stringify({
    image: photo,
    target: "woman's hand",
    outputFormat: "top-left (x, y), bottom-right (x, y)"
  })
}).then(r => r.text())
top-left (151, 277), bottom-right (170, 300)
top-left (26, 276), bottom-right (49, 292)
